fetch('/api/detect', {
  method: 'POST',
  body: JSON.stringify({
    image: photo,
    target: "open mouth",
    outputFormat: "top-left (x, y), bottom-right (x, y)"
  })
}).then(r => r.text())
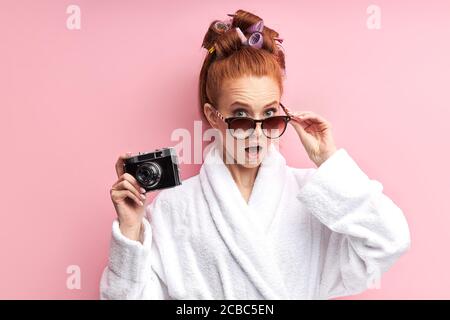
top-left (244, 145), bottom-right (262, 154)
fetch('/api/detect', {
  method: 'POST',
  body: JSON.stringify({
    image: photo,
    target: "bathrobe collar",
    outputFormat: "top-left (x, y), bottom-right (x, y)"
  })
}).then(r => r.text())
top-left (199, 141), bottom-right (289, 299)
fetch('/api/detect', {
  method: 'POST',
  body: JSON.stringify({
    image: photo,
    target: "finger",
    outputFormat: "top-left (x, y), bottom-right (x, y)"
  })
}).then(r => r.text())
top-left (111, 189), bottom-right (144, 207)
top-left (289, 117), bottom-right (308, 136)
top-left (119, 173), bottom-right (146, 194)
top-left (114, 180), bottom-right (145, 202)
top-left (289, 114), bottom-right (313, 129)
top-left (291, 115), bottom-right (313, 125)
top-left (115, 152), bottom-right (132, 178)
top-left (302, 115), bottom-right (332, 132)
top-left (290, 113), bottom-right (319, 135)
top-left (281, 107), bottom-right (316, 129)
top-left (287, 110), bottom-right (310, 121)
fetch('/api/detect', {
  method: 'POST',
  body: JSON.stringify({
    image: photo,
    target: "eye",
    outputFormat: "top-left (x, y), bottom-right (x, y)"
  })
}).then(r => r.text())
top-left (234, 109), bottom-right (248, 117)
top-left (264, 108), bottom-right (277, 117)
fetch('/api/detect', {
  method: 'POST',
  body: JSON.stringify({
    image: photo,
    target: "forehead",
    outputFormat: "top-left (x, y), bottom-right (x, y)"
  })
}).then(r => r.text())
top-left (218, 76), bottom-right (281, 109)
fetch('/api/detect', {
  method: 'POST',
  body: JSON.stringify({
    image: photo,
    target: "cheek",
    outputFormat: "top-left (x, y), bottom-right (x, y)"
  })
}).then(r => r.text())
top-left (210, 120), bottom-right (226, 139)
top-left (217, 124), bottom-right (229, 143)
top-left (217, 119), bottom-right (228, 132)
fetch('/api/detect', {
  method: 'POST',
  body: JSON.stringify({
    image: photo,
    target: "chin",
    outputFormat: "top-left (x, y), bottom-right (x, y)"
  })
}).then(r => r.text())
top-left (240, 160), bottom-right (263, 169)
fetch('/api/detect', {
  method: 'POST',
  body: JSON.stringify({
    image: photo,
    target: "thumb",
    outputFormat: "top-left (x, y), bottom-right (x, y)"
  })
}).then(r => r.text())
top-left (290, 118), bottom-right (318, 152)
top-left (290, 118), bottom-right (309, 141)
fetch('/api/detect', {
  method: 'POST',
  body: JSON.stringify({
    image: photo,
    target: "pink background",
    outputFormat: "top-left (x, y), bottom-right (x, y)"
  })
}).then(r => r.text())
top-left (1, 0), bottom-right (449, 299)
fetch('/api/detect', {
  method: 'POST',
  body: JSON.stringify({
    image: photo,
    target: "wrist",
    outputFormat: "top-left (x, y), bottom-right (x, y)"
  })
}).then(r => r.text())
top-left (315, 148), bottom-right (337, 167)
top-left (119, 220), bottom-right (143, 242)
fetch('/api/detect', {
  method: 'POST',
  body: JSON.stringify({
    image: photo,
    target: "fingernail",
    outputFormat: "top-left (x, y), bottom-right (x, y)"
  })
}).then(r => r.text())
top-left (140, 187), bottom-right (146, 193)
top-left (139, 201), bottom-right (144, 206)
top-left (140, 194), bottom-right (146, 200)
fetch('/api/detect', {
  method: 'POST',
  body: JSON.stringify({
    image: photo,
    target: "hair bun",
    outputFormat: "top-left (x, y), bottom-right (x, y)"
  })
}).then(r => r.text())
top-left (201, 9), bottom-right (284, 59)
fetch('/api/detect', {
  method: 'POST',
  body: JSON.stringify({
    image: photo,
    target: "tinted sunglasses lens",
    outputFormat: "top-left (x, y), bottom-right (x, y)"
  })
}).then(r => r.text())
top-left (229, 118), bottom-right (254, 138)
top-left (263, 117), bottom-right (288, 138)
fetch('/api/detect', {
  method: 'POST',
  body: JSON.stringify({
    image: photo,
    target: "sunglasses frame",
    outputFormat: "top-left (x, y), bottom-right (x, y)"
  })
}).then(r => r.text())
top-left (210, 102), bottom-right (292, 139)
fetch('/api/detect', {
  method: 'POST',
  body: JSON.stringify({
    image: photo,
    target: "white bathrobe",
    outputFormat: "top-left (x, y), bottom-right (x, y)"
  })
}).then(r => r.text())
top-left (100, 141), bottom-right (411, 300)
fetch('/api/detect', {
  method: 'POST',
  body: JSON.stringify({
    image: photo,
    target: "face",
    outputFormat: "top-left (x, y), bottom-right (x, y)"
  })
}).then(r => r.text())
top-left (204, 75), bottom-right (283, 168)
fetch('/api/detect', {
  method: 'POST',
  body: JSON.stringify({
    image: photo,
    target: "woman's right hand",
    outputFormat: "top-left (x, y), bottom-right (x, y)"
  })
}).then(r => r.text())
top-left (110, 152), bottom-right (147, 241)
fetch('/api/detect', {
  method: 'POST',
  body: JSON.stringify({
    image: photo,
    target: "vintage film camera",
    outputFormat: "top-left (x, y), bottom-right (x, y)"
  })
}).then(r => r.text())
top-left (123, 147), bottom-right (181, 192)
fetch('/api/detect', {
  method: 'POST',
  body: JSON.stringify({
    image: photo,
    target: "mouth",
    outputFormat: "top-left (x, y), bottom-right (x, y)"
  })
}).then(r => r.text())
top-left (244, 145), bottom-right (263, 155)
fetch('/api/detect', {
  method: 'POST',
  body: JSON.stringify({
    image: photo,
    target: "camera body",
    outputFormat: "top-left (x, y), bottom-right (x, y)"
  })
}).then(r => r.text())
top-left (123, 147), bottom-right (182, 192)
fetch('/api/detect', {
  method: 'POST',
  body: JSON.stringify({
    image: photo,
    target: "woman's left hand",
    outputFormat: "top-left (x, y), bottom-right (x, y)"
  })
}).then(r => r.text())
top-left (283, 107), bottom-right (338, 167)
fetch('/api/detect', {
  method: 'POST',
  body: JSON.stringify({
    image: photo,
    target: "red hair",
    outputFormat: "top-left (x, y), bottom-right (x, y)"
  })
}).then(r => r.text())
top-left (198, 9), bottom-right (286, 122)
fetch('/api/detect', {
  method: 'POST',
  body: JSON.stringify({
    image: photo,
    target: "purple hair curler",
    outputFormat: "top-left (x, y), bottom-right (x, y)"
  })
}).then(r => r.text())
top-left (234, 20), bottom-right (265, 49)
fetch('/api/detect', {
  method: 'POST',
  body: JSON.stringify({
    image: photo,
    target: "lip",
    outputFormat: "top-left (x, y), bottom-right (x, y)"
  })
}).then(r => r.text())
top-left (245, 142), bottom-right (262, 148)
top-left (244, 145), bottom-right (263, 151)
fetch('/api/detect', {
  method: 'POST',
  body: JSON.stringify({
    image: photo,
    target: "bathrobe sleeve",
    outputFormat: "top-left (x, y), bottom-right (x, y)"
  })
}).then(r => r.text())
top-left (296, 148), bottom-right (411, 299)
top-left (99, 204), bottom-right (170, 300)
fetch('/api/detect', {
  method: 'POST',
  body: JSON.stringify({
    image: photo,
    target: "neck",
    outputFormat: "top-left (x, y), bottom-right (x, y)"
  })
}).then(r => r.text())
top-left (224, 160), bottom-right (260, 204)
top-left (216, 142), bottom-right (262, 203)
top-left (225, 162), bottom-right (260, 190)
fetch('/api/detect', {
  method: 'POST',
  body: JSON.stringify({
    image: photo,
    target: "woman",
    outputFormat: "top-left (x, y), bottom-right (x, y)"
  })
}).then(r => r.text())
top-left (100, 9), bottom-right (410, 300)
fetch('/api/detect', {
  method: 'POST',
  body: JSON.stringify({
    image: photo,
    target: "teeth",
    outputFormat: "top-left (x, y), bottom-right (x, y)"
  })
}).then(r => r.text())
top-left (245, 146), bottom-right (260, 152)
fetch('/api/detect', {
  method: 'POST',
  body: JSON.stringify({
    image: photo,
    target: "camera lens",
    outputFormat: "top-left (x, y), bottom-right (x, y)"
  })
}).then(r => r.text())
top-left (136, 162), bottom-right (162, 188)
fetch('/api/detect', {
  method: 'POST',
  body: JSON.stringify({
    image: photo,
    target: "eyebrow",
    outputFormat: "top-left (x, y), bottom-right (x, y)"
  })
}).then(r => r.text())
top-left (230, 100), bottom-right (279, 109)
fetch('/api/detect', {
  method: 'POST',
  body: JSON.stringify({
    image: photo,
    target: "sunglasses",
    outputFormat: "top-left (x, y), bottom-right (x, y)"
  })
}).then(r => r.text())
top-left (210, 102), bottom-right (291, 139)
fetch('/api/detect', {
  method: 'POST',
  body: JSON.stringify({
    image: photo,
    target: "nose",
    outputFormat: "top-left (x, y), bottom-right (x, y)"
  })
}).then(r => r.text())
top-left (251, 122), bottom-right (264, 138)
